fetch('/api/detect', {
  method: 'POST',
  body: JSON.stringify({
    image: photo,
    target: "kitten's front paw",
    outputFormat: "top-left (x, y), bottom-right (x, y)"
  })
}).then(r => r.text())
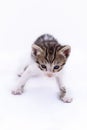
top-left (60, 96), bottom-right (73, 103)
top-left (11, 88), bottom-right (24, 95)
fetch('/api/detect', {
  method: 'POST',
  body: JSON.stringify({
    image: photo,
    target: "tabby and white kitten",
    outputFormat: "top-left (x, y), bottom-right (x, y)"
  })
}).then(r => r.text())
top-left (12, 34), bottom-right (72, 103)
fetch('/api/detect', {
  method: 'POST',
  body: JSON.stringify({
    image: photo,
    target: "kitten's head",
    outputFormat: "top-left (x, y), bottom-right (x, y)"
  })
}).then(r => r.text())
top-left (31, 34), bottom-right (71, 77)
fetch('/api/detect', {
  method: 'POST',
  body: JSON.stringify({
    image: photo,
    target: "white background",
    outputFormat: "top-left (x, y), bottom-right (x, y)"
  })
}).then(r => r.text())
top-left (0, 0), bottom-right (87, 130)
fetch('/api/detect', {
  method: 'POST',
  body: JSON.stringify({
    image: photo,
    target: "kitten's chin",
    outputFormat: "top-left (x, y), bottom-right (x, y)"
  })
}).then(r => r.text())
top-left (45, 72), bottom-right (53, 77)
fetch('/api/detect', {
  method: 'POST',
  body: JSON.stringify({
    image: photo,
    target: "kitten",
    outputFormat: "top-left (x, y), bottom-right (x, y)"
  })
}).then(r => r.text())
top-left (12, 34), bottom-right (72, 103)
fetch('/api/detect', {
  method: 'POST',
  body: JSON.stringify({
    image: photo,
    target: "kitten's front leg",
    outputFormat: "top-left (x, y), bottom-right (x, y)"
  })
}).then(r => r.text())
top-left (12, 64), bottom-right (40, 95)
top-left (55, 75), bottom-right (72, 103)
top-left (17, 65), bottom-right (29, 78)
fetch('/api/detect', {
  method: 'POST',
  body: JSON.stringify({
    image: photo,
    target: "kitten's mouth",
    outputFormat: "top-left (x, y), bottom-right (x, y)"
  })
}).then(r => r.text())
top-left (45, 72), bottom-right (53, 77)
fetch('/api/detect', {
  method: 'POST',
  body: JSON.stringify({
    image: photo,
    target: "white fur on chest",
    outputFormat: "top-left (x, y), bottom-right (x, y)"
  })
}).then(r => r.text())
top-left (12, 56), bottom-right (72, 103)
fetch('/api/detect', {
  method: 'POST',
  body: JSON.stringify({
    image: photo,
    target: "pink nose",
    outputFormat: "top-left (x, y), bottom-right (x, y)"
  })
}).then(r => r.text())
top-left (46, 73), bottom-right (53, 77)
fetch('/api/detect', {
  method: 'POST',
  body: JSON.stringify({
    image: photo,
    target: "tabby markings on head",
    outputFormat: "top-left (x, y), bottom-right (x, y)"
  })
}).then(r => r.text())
top-left (32, 34), bottom-right (71, 74)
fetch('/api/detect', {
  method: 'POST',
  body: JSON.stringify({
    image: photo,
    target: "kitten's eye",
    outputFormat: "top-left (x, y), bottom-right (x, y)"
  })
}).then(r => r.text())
top-left (41, 64), bottom-right (46, 69)
top-left (54, 65), bottom-right (59, 70)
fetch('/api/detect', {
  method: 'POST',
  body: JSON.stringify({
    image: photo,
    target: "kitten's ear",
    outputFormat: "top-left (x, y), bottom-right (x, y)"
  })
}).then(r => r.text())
top-left (59, 45), bottom-right (71, 58)
top-left (32, 44), bottom-right (43, 56)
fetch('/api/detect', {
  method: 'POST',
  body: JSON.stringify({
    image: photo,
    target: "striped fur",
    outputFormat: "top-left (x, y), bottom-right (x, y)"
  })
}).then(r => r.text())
top-left (32, 34), bottom-right (71, 73)
top-left (12, 34), bottom-right (72, 103)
